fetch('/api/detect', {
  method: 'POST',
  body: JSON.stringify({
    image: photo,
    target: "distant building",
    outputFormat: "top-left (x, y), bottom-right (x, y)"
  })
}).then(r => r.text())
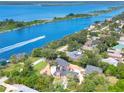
top-left (85, 65), bottom-right (103, 75)
top-left (107, 49), bottom-right (123, 61)
top-left (66, 51), bottom-right (82, 61)
top-left (82, 38), bottom-right (100, 51)
top-left (116, 20), bottom-right (120, 24)
top-left (106, 18), bottom-right (112, 22)
top-left (102, 57), bottom-right (119, 66)
top-left (88, 25), bottom-right (95, 31)
top-left (114, 28), bottom-right (121, 32)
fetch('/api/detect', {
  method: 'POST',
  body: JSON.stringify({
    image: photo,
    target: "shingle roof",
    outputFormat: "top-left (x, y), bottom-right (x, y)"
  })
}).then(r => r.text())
top-left (56, 58), bottom-right (69, 67)
top-left (85, 65), bottom-right (103, 74)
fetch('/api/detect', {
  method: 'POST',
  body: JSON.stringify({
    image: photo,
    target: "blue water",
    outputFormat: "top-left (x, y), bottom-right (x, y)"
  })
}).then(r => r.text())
top-left (0, 2), bottom-right (123, 21)
top-left (113, 44), bottom-right (124, 50)
top-left (0, 2), bottom-right (124, 59)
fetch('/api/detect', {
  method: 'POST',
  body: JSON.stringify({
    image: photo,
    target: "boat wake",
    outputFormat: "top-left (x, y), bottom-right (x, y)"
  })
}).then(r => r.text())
top-left (0, 35), bottom-right (45, 54)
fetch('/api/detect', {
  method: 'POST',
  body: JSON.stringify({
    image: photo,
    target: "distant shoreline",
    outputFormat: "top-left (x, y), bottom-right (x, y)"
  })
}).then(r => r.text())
top-left (0, 4), bottom-right (124, 34)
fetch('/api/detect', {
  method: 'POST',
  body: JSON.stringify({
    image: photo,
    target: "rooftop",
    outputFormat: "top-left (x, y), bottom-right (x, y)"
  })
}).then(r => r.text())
top-left (85, 65), bottom-right (103, 74)
top-left (66, 51), bottom-right (82, 60)
top-left (56, 58), bottom-right (69, 67)
top-left (102, 57), bottom-right (119, 66)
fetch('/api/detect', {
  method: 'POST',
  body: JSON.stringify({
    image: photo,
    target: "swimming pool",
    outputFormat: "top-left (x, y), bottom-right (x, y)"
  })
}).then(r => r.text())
top-left (113, 44), bottom-right (124, 50)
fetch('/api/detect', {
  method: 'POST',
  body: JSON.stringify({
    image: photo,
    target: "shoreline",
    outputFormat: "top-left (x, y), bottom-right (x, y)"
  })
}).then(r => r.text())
top-left (0, 5), bottom-right (124, 34)
top-left (1, 10), bottom-right (123, 60)
top-left (0, 20), bottom-right (52, 34)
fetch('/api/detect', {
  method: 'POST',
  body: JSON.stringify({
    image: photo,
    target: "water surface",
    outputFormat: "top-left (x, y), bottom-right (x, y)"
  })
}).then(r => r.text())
top-left (0, 2), bottom-right (124, 59)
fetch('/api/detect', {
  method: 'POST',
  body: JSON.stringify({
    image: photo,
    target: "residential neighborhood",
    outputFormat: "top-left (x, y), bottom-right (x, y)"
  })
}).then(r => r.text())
top-left (0, 2), bottom-right (124, 92)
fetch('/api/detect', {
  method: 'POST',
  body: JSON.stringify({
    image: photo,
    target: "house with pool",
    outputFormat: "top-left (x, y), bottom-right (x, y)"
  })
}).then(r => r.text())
top-left (107, 38), bottom-right (124, 62)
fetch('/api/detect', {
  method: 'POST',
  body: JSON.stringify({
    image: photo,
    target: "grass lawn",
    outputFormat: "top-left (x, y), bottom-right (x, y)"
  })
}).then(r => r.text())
top-left (3, 57), bottom-right (39, 73)
top-left (3, 63), bottom-right (24, 74)
top-left (0, 85), bottom-right (6, 92)
top-left (34, 61), bottom-right (47, 75)
top-left (2, 57), bottom-right (42, 76)
top-left (28, 57), bottom-right (39, 63)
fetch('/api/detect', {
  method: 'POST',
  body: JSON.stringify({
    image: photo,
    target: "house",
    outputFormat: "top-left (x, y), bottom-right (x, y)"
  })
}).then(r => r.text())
top-left (106, 18), bottom-right (112, 22)
top-left (107, 49), bottom-right (123, 61)
top-left (102, 57), bottom-right (119, 66)
top-left (82, 38), bottom-right (99, 50)
top-left (40, 58), bottom-right (85, 89)
top-left (88, 25), bottom-right (95, 31)
top-left (56, 58), bottom-right (69, 68)
top-left (52, 58), bottom-right (70, 77)
top-left (66, 51), bottom-right (82, 61)
top-left (82, 39), bottom-right (93, 50)
top-left (85, 65), bottom-right (103, 75)
top-left (53, 58), bottom-right (85, 85)
top-left (114, 28), bottom-right (121, 32)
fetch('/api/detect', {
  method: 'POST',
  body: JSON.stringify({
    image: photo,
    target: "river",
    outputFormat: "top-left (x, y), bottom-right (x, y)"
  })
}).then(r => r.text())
top-left (0, 2), bottom-right (124, 59)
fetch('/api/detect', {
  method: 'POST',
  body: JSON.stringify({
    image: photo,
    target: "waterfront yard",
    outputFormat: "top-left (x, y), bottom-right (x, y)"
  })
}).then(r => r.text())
top-left (34, 61), bottom-right (47, 75)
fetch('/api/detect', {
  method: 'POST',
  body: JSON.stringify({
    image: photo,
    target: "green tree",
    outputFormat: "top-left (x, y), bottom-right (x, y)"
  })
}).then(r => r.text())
top-left (117, 63), bottom-right (124, 79)
top-left (0, 70), bottom-right (4, 78)
top-left (40, 48), bottom-right (57, 59)
top-left (109, 79), bottom-right (124, 92)
top-left (97, 43), bottom-right (108, 53)
top-left (78, 73), bottom-right (108, 92)
top-left (80, 50), bottom-right (101, 67)
top-left (34, 75), bottom-right (54, 92)
top-left (32, 48), bottom-right (42, 57)
top-left (105, 65), bottom-right (117, 76)
top-left (80, 54), bottom-right (88, 67)
top-left (68, 41), bottom-right (81, 51)
top-left (10, 55), bottom-right (17, 64)
top-left (21, 60), bottom-right (33, 76)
